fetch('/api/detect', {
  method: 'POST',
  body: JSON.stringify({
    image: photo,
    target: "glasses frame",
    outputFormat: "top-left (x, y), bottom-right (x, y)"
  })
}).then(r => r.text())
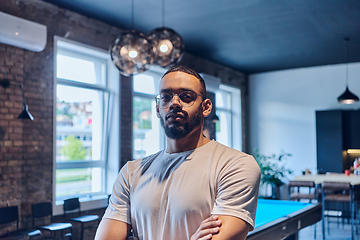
top-left (155, 91), bottom-right (205, 109)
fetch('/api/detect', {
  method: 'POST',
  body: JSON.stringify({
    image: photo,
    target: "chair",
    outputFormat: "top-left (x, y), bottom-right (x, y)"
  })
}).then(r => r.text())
top-left (321, 182), bottom-right (356, 240)
top-left (32, 202), bottom-right (72, 240)
top-left (63, 198), bottom-right (99, 240)
top-left (288, 180), bottom-right (318, 202)
top-left (0, 205), bottom-right (42, 239)
top-left (288, 180), bottom-right (318, 238)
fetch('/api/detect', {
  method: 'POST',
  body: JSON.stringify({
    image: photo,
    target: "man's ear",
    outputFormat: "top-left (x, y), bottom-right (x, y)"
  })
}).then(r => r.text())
top-left (202, 99), bottom-right (212, 117)
top-left (156, 105), bottom-right (160, 118)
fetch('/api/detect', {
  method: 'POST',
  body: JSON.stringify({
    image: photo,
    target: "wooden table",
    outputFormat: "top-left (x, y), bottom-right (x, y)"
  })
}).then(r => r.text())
top-left (294, 173), bottom-right (360, 185)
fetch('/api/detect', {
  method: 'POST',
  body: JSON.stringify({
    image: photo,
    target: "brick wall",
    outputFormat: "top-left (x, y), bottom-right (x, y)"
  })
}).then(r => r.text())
top-left (0, 0), bottom-right (248, 236)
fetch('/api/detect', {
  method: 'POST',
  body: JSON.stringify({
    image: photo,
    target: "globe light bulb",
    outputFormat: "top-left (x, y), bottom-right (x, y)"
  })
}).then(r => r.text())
top-left (158, 39), bottom-right (173, 56)
top-left (129, 50), bottom-right (138, 58)
top-left (160, 44), bottom-right (168, 53)
top-left (148, 27), bottom-right (184, 67)
top-left (110, 30), bottom-right (154, 76)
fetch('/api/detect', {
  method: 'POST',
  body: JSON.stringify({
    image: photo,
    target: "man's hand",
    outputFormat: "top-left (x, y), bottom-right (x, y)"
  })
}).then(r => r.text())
top-left (190, 215), bottom-right (222, 240)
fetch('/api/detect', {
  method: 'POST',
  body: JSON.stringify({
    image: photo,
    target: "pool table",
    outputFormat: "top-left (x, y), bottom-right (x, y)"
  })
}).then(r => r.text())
top-left (247, 199), bottom-right (322, 240)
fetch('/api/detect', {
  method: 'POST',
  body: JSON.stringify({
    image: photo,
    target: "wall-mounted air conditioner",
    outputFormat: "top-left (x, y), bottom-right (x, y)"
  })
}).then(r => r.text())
top-left (0, 11), bottom-right (47, 52)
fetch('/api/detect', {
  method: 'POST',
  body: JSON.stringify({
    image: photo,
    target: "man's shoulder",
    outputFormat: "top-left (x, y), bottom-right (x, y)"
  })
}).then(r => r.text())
top-left (203, 141), bottom-right (259, 170)
top-left (208, 140), bottom-right (250, 158)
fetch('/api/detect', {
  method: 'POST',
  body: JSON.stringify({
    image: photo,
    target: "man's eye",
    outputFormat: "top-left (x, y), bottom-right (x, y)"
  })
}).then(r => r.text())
top-left (161, 94), bottom-right (171, 101)
top-left (180, 93), bottom-right (194, 102)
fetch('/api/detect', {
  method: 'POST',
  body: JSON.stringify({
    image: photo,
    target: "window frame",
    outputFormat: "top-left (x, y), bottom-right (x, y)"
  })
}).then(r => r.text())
top-left (53, 36), bottom-right (117, 214)
top-left (215, 84), bottom-right (242, 151)
top-left (132, 66), bottom-right (166, 160)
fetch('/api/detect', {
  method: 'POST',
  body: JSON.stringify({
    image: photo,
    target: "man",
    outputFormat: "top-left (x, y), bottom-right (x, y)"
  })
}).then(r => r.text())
top-left (95, 66), bottom-right (260, 240)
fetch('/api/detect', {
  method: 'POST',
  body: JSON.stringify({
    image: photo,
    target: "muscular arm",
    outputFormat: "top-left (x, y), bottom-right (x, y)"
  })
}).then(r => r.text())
top-left (212, 215), bottom-right (249, 240)
top-left (94, 218), bottom-right (131, 240)
top-left (191, 215), bottom-right (250, 240)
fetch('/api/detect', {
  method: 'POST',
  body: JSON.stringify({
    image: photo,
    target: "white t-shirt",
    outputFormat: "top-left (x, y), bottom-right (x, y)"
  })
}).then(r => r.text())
top-left (104, 140), bottom-right (260, 240)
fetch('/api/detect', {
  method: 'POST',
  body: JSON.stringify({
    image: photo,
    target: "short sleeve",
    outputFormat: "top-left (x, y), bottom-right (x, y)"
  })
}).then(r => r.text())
top-left (103, 163), bottom-right (132, 224)
top-left (211, 155), bottom-right (261, 231)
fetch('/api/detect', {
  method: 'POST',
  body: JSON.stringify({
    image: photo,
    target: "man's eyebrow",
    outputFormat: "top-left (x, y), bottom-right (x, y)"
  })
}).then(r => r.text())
top-left (160, 88), bottom-right (194, 93)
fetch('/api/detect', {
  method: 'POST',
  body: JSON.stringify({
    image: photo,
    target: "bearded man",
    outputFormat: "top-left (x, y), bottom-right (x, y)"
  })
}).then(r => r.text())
top-left (95, 66), bottom-right (260, 240)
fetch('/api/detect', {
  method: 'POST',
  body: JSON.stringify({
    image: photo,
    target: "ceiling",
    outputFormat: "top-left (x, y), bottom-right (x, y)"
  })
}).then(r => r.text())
top-left (43, 0), bottom-right (360, 74)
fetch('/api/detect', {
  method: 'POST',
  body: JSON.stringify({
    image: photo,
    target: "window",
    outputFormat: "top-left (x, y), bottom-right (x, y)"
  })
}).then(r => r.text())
top-left (54, 37), bottom-right (119, 207)
top-left (133, 68), bottom-right (166, 159)
top-left (215, 85), bottom-right (241, 151)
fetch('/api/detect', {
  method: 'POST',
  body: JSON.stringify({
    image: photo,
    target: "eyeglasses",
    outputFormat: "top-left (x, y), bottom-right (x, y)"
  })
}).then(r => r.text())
top-left (155, 91), bottom-right (204, 109)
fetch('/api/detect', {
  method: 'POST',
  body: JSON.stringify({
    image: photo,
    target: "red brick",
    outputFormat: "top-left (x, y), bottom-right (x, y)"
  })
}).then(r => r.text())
top-left (5, 114), bottom-right (14, 120)
top-left (0, 108), bottom-right (9, 113)
top-left (8, 147), bottom-right (22, 153)
top-left (13, 141), bottom-right (23, 146)
top-left (8, 160), bottom-right (21, 166)
top-left (4, 101), bottom-right (14, 108)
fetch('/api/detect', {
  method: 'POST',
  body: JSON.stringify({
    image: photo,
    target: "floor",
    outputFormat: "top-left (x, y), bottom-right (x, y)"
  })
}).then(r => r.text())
top-left (299, 218), bottom-right (355, 240)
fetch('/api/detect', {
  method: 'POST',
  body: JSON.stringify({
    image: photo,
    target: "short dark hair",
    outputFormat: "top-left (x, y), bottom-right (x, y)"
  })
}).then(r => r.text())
top-left (162, 66), bottom-right (206, 97)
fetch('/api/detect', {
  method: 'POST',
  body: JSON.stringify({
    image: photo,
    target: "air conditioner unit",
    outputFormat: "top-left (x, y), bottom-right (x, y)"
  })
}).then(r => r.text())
top-left (0, 11), bottom-right (47, 52)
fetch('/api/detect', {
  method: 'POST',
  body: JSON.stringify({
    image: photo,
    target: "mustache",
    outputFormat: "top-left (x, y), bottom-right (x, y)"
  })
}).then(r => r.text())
top-left (165, 109), bottom-right (187, 119)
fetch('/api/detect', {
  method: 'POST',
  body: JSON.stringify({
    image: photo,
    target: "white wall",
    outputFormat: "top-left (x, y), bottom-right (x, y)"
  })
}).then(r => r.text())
top-left (249, 62), bottom-right (360, 178)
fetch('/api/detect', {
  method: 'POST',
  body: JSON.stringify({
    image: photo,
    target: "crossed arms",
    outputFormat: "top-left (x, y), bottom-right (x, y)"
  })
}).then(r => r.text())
top-left (95, 214), bottom-right (250, 240)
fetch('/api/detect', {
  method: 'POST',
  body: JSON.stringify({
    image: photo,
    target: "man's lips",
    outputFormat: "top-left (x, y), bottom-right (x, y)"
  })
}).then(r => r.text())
top-left (166, 113), bottom-right (185, 121)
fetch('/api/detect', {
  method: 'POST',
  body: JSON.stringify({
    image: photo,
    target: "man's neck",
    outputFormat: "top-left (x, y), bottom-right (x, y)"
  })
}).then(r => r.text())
top-left (165, 128), bottom-right (211, 153)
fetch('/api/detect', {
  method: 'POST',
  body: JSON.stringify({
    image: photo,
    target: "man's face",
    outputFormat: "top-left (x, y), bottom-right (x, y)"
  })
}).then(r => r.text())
top-left (156, 72), bottom-right (205, 140)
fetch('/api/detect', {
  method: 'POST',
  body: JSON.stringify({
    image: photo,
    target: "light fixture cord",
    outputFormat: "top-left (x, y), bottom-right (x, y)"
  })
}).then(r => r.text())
top-left (345, 38), bottom-right (349, 87)
top-left (162, 0), bottom-right (165, 27)
top-left (131, 0), bottom-right (134, 29)
top-left (19, 84), bottom-right (27, 105)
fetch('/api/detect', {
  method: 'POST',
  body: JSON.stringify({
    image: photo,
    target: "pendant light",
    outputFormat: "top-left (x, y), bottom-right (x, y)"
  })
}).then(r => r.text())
top-left (110, 0), bottom-right (154, 76)
top-left (0, 71), bottom-right (34, 120)
top-left (17, 85), bottom-right (34, 120)
top-left (148, 0), bottom-right (184, 67)
top-left (337, 38), bottom-right (359, 104)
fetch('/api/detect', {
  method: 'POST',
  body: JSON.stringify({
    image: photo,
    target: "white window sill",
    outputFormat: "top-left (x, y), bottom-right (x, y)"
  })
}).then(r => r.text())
top-left (53, 194), bottom-right (109, 216)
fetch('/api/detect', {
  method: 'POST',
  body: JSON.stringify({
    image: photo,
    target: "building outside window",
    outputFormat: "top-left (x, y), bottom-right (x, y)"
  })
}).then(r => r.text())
top-left (133, 68), bottom-right (165, 160)
top-left (54, 37), bottom-right (119, 205)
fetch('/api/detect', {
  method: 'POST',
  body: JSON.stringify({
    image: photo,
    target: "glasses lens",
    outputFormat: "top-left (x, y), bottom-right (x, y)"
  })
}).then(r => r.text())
top-left (157, 91), bottom-right (198, 108)
top-left (179, 91), bottom-right (197, 105)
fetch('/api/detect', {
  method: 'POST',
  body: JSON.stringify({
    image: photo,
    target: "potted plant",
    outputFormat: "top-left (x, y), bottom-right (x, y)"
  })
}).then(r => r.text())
top-left (254, 149), bottom-right (292, 199)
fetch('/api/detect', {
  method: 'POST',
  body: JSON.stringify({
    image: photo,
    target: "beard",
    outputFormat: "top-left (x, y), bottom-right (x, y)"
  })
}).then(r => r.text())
top-left (160, 106), bottom-right (203, 140)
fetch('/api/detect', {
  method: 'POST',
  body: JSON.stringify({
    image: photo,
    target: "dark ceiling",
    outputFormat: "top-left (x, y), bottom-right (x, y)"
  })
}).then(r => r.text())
top-left (43, 0), bottom-right (360, 74)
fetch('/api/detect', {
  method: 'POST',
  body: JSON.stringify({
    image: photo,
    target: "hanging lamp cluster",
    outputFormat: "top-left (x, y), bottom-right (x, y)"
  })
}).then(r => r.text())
top-left (337, 38), bottom-right (359, 104)
top-left (110, 0), bottom-right (184, 76)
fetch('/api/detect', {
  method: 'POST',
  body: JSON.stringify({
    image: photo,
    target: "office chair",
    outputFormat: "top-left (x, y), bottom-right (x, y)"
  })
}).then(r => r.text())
top-left (32, 202), bottom-right (72, 239)
top-left (63, 198), bottom-right (99, 240)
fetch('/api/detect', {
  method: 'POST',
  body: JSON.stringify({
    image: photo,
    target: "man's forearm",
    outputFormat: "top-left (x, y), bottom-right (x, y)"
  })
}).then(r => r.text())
top-left (211, 215), bottom-right (249, 240)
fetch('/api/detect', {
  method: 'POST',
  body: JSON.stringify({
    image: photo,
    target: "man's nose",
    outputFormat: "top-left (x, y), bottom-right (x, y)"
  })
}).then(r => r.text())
top-left (169, 94), bottom-right (182, 109)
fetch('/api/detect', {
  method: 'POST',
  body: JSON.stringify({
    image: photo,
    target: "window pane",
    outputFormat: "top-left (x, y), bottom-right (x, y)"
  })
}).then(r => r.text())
top-left (56, 85), bottom-right (103, 162)
top-left (216, 90), bottom-right (231, 110)
top-left (56, 168), bottom-right (102, 197)
top-left (133, 96), bottom-right (160, 159)
top-left (216, 111), bottom-right (232, 147)
top-left (57, 54), bottom-right (105, 85)
top-left (133, 74), bottom-right (157, 95)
